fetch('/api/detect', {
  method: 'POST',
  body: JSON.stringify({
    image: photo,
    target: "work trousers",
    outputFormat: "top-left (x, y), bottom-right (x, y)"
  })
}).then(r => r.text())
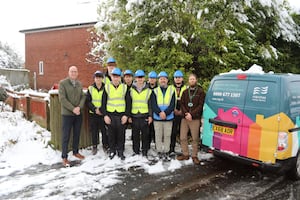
top-left (148, 121), bottom-right (155, 145)
top-left (154, 121), bottom-right (173, 153)
top-left (170, 115), bottom-right (182, 151)
top-left (106, 114), bottom-right (126, 154)
top-left (89, 113), bottom-right (108, 147)
top-left (61, 115), bottom-right (82, 159)
top-left (180, 118), bottom-right (200, 157)
top-left (132, 117), bottom-right (150, 154)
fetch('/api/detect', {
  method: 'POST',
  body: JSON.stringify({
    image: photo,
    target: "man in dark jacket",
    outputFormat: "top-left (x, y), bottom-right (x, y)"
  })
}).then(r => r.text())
top-left (59, 66), bottom-right (86, 167)
top-left (101, 67), bottom-right (130, 160)
top-left (177, 73), bottom-right (205, 165)
top-left (128, 70), bottom-right (152, 157)
top-left (86, 70), bottom-right (109, 155)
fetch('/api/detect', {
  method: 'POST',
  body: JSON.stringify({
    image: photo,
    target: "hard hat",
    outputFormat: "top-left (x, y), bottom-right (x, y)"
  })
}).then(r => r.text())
top-left (148, 71), bottom-right (157, 79)
top-left (124, 69), bottom-right (133, 76)
top-left (158, 71), bottom-right (168, 78)
top-left (135, 70), bottom-right (145, 77)
top-left (107, 57), bottom-right (116, 64)
top-left (94, 70), bottom-right (103, 78)
top-left (111, 67), bottom-right (122, 76)
top-left (173, 70), bottom-right (184, 77)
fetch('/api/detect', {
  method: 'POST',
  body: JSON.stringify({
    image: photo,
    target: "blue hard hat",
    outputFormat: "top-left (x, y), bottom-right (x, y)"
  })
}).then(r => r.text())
top-left (135, 70), bottom-right (145, 77)
top-left (111, 67), bottom-right (122, 76)
top-left (124, 69), bottom-right (133, 76)
top-left (158, 71), bottom-right (168, 78)
top-left (107, 57), bottom-right (116, 64)
top-left (148, 71), bottom-right (157, 79)
top-left (173, 70), bottom-right (184, 77)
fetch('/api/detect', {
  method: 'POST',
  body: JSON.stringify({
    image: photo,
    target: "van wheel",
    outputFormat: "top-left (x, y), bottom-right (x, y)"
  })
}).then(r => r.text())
top-left (287, 152), bottom-right (300, 180)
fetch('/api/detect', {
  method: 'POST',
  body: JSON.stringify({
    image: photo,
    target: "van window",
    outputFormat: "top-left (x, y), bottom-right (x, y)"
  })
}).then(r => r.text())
top-left (208, 79), bottom-right (247, 107)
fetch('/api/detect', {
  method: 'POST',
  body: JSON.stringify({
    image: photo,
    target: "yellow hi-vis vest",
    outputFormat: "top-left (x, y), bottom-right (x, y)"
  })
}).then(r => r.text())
top-left (153, 85), bottom-right (174, 120)
top-left (130, 87), bottom-right (152, 114)
top-left (172, 85), bottom-right (187, 100)
top-left (105, 83), bottom-right (127, 113)
top-left (103, 76), bottom-right (111, 84)
top-left (88, 86), bottom-right (104, 113)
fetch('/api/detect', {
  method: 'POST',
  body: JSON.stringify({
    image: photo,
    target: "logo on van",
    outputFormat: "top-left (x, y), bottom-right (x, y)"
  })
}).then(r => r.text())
top-left (253, 86), bottom-right (268, 95)
top-left (232, 109), bottom-right (239, 117)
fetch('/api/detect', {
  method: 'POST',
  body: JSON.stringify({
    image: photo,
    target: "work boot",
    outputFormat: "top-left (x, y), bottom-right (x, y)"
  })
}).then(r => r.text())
top-left (103, 144), bottom-right (109, 153)
top-left (109, 152), bottom-right (116, 159)
top-left (176, 154), bottom-right (190, 161)
top-left (118, 152), bottom-right (125, 160)
top-left (164, 153), bottom-right (171, 162)
top-left (62, 158), bottom-right (70, 167)
top-left (157, 152), bottom-right (163, 160)
top-left (73, 153), bottom-right (85, 160)
top-left (92, 146), bottom-right (97, 155)
top-left (192, 156), bottom-right (200, 165)
top-left (142, 150), bottom-right (148, 158)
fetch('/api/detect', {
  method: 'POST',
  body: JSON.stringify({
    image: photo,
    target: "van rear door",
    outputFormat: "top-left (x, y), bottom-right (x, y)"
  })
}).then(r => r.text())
top-left (202, 74), bottom-right (249, 155)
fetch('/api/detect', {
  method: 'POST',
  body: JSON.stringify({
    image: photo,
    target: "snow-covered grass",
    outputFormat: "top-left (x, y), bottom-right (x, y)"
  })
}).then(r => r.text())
top-left (0, 110), bottom-right (213, 199)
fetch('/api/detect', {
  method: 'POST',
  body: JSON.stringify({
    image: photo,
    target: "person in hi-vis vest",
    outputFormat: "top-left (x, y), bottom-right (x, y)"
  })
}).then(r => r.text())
top-left (147, 71), bottom-right (158, 145)
top-left (128, 70), bottom-right (152, 157)
top-left (150, 71), bottom-right (175, 161)
top-left (170, 70), bottom-right (187, 156)
top-left (86, 70), bottom-right (109, 155)
top-left (101, 67), bottom-right (130, 160)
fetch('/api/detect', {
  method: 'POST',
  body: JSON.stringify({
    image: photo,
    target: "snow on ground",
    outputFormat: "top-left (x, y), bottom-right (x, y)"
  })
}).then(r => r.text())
top-left (0, 110), bottom-right (213, 199)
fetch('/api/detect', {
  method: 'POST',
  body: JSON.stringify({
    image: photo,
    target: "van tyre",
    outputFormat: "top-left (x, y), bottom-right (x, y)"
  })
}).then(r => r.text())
top-left (287, 152), bottom-right (300, 180)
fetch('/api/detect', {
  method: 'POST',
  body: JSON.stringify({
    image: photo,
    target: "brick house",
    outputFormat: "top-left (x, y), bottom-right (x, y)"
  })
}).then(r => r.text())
top-left (20, 22), bottom-right (103, 90)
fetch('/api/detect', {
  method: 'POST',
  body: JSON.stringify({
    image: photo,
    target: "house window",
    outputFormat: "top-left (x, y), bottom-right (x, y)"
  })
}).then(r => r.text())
top-left (39, 61), bottom-right (44, 75)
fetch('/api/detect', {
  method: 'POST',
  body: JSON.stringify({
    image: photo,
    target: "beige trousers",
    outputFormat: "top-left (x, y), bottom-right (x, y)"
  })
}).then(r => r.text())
top-left (154, 121), bottom-right (173, 153)
top-left (180, 118), bottom-right (200, 157)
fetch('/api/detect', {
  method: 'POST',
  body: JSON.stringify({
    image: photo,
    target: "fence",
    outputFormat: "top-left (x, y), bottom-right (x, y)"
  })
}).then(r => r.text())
top-left (5, 90), bottom-right (92, 151)
top-left (49, 92), bottom-right (91, 151)
top-left (5, 89), bottom-right (50, 129)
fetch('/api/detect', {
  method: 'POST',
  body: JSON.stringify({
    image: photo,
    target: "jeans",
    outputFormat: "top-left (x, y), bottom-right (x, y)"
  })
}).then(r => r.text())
top-left (61, 115), bottom-right (82, 159)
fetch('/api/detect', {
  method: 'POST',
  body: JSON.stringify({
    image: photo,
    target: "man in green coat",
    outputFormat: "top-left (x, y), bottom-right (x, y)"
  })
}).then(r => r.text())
top-left (59, 66), bottom-right (86, 167)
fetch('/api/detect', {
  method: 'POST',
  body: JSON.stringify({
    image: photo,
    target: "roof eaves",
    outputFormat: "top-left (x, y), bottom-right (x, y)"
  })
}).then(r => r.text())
top-left (19, 21), bottom-right (97, 34)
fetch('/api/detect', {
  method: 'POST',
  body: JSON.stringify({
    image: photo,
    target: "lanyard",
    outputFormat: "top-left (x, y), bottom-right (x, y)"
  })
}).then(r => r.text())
top-left (188, 87), bottom-right (198, 107)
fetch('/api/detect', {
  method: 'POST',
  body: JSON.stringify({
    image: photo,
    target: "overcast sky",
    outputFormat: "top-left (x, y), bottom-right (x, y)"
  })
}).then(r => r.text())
top-left (0, 0), bottom-right (98, 58)
top-left (0, 0), bottom-right (299, 59)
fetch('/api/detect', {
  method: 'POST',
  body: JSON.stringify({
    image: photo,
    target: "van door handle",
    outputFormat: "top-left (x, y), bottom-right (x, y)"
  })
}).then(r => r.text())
top-left (209, 118), bottom-right (237, 129)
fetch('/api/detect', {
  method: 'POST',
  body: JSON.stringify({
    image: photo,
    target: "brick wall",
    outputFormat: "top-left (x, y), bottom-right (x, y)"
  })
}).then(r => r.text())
top-left (24, 24), bottom-right (103, 90)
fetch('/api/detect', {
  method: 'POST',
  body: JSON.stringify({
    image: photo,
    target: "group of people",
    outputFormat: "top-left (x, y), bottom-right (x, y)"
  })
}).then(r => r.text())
top-left (58, 58), bottom-right (205, 167)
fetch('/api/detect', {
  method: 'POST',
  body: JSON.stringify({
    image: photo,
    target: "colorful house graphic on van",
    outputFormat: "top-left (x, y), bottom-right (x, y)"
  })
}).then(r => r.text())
top-left (202, 104), bottom-right (299, 164)
top-left (212, 107), bottom-right (253, 157)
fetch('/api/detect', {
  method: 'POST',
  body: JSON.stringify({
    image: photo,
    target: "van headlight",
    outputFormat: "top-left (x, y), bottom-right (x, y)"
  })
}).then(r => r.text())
top-left (277, 132), bottom-right (288, 151)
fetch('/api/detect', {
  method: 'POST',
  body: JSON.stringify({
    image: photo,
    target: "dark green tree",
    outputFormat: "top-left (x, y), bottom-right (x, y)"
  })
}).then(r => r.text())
top-left (92, 0), bottom-right (300, 84)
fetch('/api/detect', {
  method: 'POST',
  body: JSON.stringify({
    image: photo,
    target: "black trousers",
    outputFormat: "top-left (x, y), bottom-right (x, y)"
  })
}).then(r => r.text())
top-left (106, 114), bottom-right (126, 154)
top-left (148, 121), bottom-right (155, 144)
top-left (132, 117), bottom-right (150, 154)
top-left (89, 113), bottom-right (108, 147)
top-left (170, 115), bottom-right (182, 151)
top-left (61, 115), bottom-right (82, 159)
